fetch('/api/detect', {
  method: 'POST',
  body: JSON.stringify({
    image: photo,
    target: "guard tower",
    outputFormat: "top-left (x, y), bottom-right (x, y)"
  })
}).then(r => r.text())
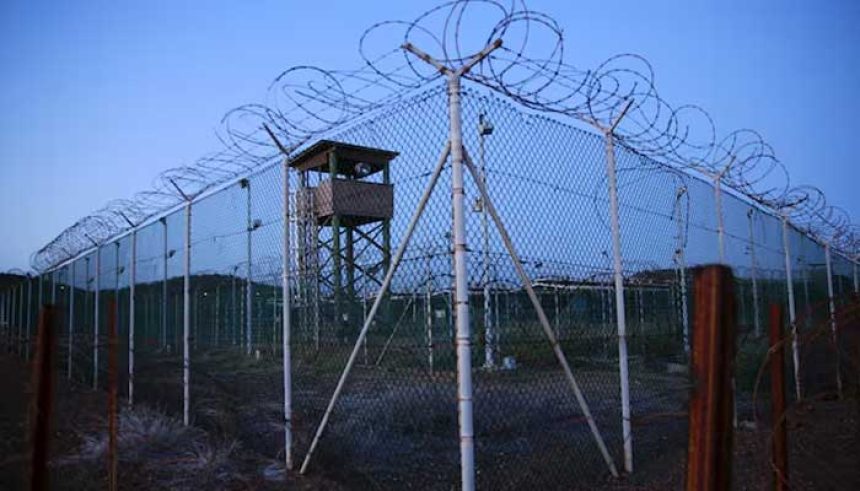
top-left (291, 140), bottom-right (398, 339)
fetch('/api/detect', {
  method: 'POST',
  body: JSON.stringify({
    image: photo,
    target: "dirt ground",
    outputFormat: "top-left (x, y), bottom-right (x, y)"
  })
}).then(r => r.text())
top-left (1, 353), bottom-right (858, 490)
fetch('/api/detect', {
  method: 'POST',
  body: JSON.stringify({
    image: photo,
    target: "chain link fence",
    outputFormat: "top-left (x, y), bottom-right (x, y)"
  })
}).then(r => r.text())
top-left (2, 80), bottom-right (859, 489)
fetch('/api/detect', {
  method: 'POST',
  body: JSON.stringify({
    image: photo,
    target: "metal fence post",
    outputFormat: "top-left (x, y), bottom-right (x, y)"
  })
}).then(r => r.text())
top-left (747, 209), bottom-right (761, 337)
top-left (51, 270), bottom-right (57, 305)
top-left (244, 178), bottom-right (253, 357)
top-left (447, 71), bottom-right (476, 491)
top-left (781, 216), bottom-right (801, 400)
top-left (183, 201), bottom-right (191, 426)
top-left (231, 269), bottom-right (237, 346)
top-left (824, 242), bottom-right (842, 397)
top-left (603, 124), bottom-right (634, 473)
top-left (129, 229), bottom-right (137, 405)
top-left (69, 262), bottom-right (75, 379)
top-left (30, 304), bottom-right (57, 491)
top-left (94, 244), bottom-right (101, 390)
top-left (686, 265), bottom-right (736, 491)
top-left (282, 157), bottom-right (293, 470)
top-left (714, 176), bottom-right (726, 264)
top-left (768, 304), bottom-right (789, 491)
top-left (479, 113), bottom-right (495, 369)
top-left (161, 217), bottom-right (169, 349)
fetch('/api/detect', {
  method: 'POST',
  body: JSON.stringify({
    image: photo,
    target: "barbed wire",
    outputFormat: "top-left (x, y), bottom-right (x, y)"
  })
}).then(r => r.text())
top-left (30, 0), bottom-right (858, 272)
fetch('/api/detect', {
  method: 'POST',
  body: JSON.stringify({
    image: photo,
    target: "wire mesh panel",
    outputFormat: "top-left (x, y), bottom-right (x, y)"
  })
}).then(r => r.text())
top-left (12, 3), bottom-right (860, 486)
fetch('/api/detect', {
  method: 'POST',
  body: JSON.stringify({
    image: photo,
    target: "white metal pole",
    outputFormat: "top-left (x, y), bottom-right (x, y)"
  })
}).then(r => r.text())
top-left (69, 264), bottom-right (75, 379)
top-left (555, 286), bottom-right (561, 339)
top-left (480, 116), bottom-right (494, 369)
top-left (747, 210), bottom-right (761, 337)
top-left (282, 158), bottom-right (294, 470)
top-left (272, 280), bottom-right (277, 355)
top-left (192, 287), bottom-right (198, 351)
top-left (675, 188), bottom-right (690, 355)
top-left (114, 242), bottom-right (120, 342)
top-left (183, 202), bottom-right (191, 426)
top-left (231, 271), bottom-right (237, 346)
top-left (129, 230), bottom-right (137, 405)
top-left (604, 130), bottom-right (634, 473)
top-left (246, 180), bottom-right (253, 356)
top-left (397, 40), bottom-right (500, 490)
top-left (824, 243), bottom-right (842, 397)
top-left (94, 246), bottom-right (101, 390)
top-left (162, 218), bottom-right (168, 349)
top-left (714, 176), bottom-right (726, 264)
top-left (781, 216), bottom-right (801, 400)
top-left (801, 264), bottom-right (811, 331)
top-left (426, 251), bottom-right (434, 373)
top-left (446, 73), bottom-right (477, 490)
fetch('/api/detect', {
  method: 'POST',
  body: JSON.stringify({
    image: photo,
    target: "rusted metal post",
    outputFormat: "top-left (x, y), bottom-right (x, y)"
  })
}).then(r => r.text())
top-left (686, 265), bottom-right (736, 491)
top-left (768, 304), bottom-right (789, 491)
top-left (29, 305), bottom-right (57, 491)
top-left (107, 299), bottom-right (118, 491)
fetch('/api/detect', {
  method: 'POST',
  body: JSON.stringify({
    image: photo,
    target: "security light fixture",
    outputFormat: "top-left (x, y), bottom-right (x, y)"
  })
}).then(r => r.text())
top-left (354, 162), bottom-right (372, 178)
top-left (478, 113), bottom-right (494, 136)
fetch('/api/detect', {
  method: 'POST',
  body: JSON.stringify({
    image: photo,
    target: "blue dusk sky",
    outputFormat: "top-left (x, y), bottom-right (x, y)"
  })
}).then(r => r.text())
top-left (1, 0), bottom-right (858, 271)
